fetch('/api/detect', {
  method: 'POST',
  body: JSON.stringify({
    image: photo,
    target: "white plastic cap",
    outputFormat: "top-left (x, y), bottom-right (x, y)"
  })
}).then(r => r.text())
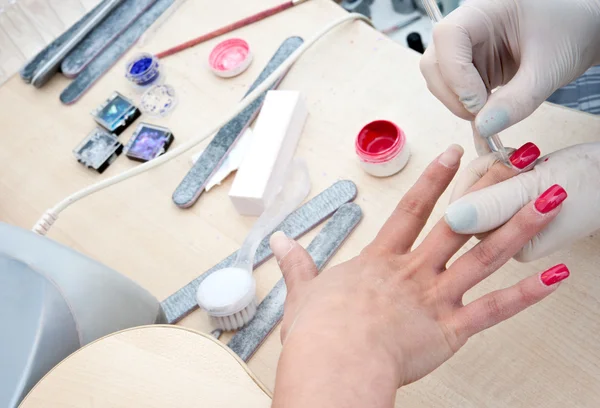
top-left (196, 267), bottom-right (256, 317)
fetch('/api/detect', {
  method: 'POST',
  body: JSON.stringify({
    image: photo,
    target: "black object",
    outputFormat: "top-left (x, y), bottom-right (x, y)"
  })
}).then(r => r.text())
top-left (73, 128), bottom-right (124, 173)
top-left (91, 92), bottom-right (141, 136)
top-left (407, 32), bottom-right (425, 53)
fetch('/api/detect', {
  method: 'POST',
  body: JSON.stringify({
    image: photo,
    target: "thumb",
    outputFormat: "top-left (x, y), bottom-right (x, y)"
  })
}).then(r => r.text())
top-left (475, 67), bottom-right (552, 139)
top-left (270, 231), bottom-right (317, 294)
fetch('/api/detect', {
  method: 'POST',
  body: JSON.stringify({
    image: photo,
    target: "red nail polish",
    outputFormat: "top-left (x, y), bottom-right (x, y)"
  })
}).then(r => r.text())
top-left (509, 142), bottom-right (541, 169)
top-left (540, 264), bottom-right (570, 286)
top-left (535, 184), bottom-right (567, 214)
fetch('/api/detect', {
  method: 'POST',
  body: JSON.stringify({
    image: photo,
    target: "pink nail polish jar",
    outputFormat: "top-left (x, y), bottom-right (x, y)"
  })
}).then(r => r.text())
top-left (355, 120), bottom-right (410, 177)
top-left (209, 38), bottom-right (253, 78)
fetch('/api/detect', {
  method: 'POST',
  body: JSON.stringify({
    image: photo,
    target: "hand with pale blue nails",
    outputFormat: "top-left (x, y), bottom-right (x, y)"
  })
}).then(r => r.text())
top-left (446, 143), bottom-right (600, 262)
top-left (268, 145), bottom-right (570, 408)
top-left (420, 0), bottom-right (600, 141)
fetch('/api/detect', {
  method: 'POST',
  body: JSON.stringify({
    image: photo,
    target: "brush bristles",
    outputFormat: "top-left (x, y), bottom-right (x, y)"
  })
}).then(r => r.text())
top-left (211, 298), bottom-right (258, 331)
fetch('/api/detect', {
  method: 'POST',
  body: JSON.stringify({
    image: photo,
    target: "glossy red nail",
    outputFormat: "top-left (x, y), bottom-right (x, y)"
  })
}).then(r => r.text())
top-left (509, 142), bottom-right (541, 169)
top-left (535, 184), bottom-right (567, 214)
top-left (540, 264), bottom-right (570, 286)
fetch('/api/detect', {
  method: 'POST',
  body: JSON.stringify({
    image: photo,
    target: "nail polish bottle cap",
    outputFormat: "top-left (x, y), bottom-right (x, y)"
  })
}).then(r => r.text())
top-left (209, 38), bottom-right (253, 78)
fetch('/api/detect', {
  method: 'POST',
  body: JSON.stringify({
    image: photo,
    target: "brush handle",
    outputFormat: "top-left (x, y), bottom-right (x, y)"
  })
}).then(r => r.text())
top-left (161, 180), bottom-right (358, 324)
top-left (235, 158), bottom-right (311, 269)
top-left (156, 0), bottom-right (295, 59)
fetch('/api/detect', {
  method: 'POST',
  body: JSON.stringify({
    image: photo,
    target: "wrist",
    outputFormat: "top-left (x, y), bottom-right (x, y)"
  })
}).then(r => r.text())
top-left (272, 326), bottom-right (401, 408)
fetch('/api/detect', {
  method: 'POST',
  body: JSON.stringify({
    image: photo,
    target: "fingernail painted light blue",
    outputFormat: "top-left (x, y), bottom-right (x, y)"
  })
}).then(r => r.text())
top-left (459, 94), bottom-right (483, 114)
top-left (476, 109), bottom-right (510, 139)
top-left (445, 201), bottom-right (478, 233)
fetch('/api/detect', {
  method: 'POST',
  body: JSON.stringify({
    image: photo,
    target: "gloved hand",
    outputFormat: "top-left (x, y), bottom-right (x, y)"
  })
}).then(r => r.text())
top-left (445, 143), bottom-right (600, 262)
top-left (420, 0), bottom-right (600, 139)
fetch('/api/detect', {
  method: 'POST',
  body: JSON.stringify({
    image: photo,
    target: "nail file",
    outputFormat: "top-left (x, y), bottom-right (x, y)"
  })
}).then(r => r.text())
top-left (59, 0), bottom-right (175, 105)
top-left (61, 0), bottom-right (158, 78)
top-left (171, 36), bottom-right (304, 209)
top-left (19, 0), bottom-right (114, 83)
top-left (228, 203), bottom-right (363, 362)
top-left (160, 180), bottom-right (358, 324)
top-left (31, 0), bottom-right (124, 88)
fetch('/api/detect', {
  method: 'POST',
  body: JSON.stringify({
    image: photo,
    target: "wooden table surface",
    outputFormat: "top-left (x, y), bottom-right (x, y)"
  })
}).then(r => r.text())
top-left (2, 0), bottom-right (600, 406)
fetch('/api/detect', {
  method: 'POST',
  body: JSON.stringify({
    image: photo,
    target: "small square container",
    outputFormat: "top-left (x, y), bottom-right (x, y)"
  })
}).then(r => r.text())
top-left (91, 92), bottom-right (141, 135)
top-left (124, 123), bottom-right (174, 162)
top-left (73, 127), bottom-right (123, 173)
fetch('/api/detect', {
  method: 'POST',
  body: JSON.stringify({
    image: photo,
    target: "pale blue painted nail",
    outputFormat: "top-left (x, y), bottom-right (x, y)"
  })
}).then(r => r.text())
top-left (445, 201), bottom-right (478, 233)
top-left (476, 109), bottom-right (510, 139)
top-left (459, 94), bottom-right (483, 114)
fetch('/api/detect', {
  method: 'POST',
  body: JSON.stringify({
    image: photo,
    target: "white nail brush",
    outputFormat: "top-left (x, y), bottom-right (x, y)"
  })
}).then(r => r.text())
top-left (196, 158), bottom-right (311, 331)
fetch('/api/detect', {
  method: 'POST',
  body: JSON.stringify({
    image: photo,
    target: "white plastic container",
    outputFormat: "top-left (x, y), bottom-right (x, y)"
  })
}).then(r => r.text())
top-left (355, 120), bottom-right (410, 177)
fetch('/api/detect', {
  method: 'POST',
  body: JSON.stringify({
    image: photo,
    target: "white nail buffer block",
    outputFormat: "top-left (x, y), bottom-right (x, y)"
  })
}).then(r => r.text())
top-left (229, 90), bottom-right (308, 216)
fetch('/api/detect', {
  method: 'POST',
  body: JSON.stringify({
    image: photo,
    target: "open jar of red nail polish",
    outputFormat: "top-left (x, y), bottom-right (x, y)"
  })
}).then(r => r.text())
top-left (355, 120), bottom-right (410, 177)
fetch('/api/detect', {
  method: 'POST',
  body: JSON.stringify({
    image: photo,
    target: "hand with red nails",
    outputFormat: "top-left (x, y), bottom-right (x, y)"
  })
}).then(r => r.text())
top-left (446, 143), bottom-right (600, 262)
top-left (269, 145), bottom-right (569, 408)
top-left (420, 0), bottom-right (600, 143)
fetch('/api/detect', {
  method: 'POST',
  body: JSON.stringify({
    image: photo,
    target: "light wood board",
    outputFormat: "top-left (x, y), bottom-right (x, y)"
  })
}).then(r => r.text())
top-left (1, 0), bottom-right (600, 406)
top-left (19, 326), bottom-right (272, 407)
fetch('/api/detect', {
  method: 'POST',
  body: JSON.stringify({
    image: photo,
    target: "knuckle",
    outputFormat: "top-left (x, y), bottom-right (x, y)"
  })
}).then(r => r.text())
top-left (360, 244), bottom-right (386, 259)
top-left (472, 240), bottom-right (504, 268)
top-left (516, 282), bottom-right (538, 306)
top-left (396, 196), bottom-right (430, 222)
top-left (511, 209), bottom-right (544, 237)
top-left (485, 295), bottom-right (505, 318)
top-left (279, 253), bottom-right (306, 277)
top-left (486, 164), bottom-right (514, 186)
top-left (432, 22), bottom-right (457, 42)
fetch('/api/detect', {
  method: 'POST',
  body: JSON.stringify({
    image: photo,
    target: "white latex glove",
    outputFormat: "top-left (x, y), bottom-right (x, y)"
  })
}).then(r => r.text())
top-left (445, 143), bottom-right (600, 262)
top-left (420, 0), bottom-right (600, 139)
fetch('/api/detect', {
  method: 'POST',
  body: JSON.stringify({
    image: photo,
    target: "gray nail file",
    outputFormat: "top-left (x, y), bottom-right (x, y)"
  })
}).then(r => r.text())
top-left (228, 203), bottom-right (363, 362)
top-left (160, 180), bottom-right (358, 324)
top-left (61, 0), bottom-right (158, 78)
top-left (60, 0), bottom-right (175, 105)
top-left (171, 36), bottom-right (304, 208)
top-left (31, 0), bottom-right (124, 88)
top-left (20, 0), bottom-right (114, 83)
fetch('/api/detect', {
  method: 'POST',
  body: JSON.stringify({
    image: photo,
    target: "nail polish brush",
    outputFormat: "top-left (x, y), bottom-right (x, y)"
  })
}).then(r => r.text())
top-left (196, 158), bottom-right (311, 331)
top-left (420, 0), bottom-right (509, 162)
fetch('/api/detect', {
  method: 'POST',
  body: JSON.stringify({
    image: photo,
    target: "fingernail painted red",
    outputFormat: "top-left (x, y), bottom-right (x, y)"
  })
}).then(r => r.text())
top-left (509, 142), bottom-right (541, 169)
top-left (540, 264), bottom-right (570, 286)
top-left (535, 184), bottom-right (567, 214)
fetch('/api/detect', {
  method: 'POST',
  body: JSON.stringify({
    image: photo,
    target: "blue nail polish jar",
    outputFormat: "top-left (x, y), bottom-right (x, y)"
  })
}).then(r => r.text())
top-left (125, 53), bottom-right (163, 90)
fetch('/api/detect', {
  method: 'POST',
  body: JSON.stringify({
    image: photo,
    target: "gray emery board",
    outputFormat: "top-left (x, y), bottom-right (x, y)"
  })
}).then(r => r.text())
top-left (160, 180), bottom-right (358, 324)
top-left (20, 0), bottom-right (115, 83)
top-left (228, 203), bottom-right (363, 362)
top-left (172, 36), bottom-right (304, 208)
top-left (61, 0), bottom-right (157, 78)
top-left (60, 0), bottom-right (175, 105)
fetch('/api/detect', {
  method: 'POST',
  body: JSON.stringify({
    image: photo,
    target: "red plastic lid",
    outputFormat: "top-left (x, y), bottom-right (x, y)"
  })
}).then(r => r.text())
top-left (209, 38), bottom-right (253, 78)
top-left (355, 120), bottom-right (405, 163)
